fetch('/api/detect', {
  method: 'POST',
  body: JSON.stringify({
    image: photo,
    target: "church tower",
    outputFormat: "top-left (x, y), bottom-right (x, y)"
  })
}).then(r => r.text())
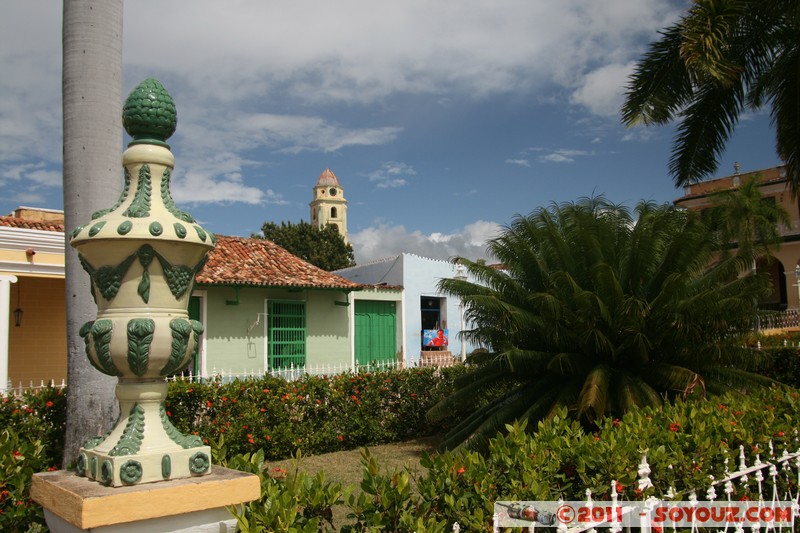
top-left (310, 168), bottom-right (348, 243)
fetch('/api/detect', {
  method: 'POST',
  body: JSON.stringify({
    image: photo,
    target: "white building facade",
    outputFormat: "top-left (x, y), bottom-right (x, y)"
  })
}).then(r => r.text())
top-left (335, 253), bottom-right (477, 366)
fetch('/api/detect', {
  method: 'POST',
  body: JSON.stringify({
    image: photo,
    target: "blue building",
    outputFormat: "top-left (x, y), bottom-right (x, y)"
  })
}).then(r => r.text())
top-left (335, 253), bottom-right (477, 366)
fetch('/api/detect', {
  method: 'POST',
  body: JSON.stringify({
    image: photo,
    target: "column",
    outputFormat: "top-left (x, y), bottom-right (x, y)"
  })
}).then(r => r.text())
top-left (0, 274), bottom-right (18, 393)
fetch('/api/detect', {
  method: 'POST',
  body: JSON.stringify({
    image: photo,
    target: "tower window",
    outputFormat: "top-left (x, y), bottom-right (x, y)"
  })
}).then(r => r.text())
top-left (331, 207), bottom-right (338, 219)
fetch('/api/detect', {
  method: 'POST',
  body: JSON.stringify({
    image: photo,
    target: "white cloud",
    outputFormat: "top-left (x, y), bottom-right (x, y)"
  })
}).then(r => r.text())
top-left (350, 219), bottom-right (501, 263)
top-left (118, 0), bottom-right (678, 106)
top-left (0, 1), bottom-right (684, 212)
top-left (571, 62), bottom-right (636, 116)
top-left (538, 149), bottom-right (592, 164)
top-left (367, 162), bottom-right (416, 189)
top-left (505, 159), bottom-right (531, 167)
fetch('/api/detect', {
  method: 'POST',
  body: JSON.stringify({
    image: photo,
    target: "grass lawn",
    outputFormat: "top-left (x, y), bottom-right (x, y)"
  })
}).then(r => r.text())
top-left (265, 435), bottom-right (441, 527)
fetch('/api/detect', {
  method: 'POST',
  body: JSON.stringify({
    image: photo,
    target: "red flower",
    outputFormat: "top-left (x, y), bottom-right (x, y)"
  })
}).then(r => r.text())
top-left (612, 418), bottom-right (620, 428)
top-left (457, 468), bottom-right (465, 475)
top-left (48, 466), bottom-right (58, 471)
top-left (206, 400), bottom-right (212, 408)
top-left (616, 482), bottom-right (624, 492)
top-left (315, 399), bottom-right (322, 405)
top-left (776, 431), bottom-right (785, 437)
top-left (45, 401), bottom-right (54, 408)
top-left (265, 435), bottom-right (271, 441)
top-left (338, 435), bottom-right (344, 441)
top-left (263, 388), bottom-right (270, 394)
top-left (411, 393), bottom-right (417, 399)
top-left (166, 410), bottom-right (171, 417)
top-left (247, 434), bottom-right (255, 444)
top-left (351, 395), bottom-right (357, 401)
top-left (669, 422), bottom-right (680, 432)
top-left (259, 408), bottom-right (266, 412)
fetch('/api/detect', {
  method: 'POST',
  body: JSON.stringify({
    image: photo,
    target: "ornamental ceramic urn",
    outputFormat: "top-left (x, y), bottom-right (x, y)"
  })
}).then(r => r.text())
top-left (69, 78), bottom-right (215, 487)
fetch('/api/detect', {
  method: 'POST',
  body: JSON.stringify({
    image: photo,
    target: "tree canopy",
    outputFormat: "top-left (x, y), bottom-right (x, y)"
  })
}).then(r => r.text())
top-left (256, 221), bottom-right (356, 271)
top-left (428, 197), bottom-right (774, 451)
top-left (704, 173), bottom-right (791, 265)
top-left (621, 0), bottom-right (799, 191)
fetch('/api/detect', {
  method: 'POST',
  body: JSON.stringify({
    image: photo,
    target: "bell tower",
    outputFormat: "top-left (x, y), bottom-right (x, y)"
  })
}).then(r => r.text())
top-left (310, 168), bottom-right (348, 243)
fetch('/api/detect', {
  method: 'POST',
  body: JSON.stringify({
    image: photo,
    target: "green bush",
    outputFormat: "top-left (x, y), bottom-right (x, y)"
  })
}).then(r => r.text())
top-left (166, 366), bottom-right (466, 460)
top-left (763, 346), bottom-right (800, 387)
top-left (408, 385), bottom-right (800, 528)
top-left (220, 385), bottom-right (800, 531)
top-left (220, 445), bottom-right (348, 532)
top-left (0, 386), bottom-right (65, 533)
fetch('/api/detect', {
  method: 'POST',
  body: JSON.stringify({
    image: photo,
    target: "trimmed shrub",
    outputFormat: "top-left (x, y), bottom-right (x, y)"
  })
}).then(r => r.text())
top-left (0, 386), bottom-right (65, 533)
top-left (166, 366), bottom-right (467, 460)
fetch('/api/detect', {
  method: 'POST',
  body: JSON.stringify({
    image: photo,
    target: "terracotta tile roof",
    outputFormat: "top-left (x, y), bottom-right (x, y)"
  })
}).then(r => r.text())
top-left (0, 216), bottom-right (64, 233)
top-left (315, 168), bottom-right (340, 187)
top-left (196, 235), bottom-right (362, 290)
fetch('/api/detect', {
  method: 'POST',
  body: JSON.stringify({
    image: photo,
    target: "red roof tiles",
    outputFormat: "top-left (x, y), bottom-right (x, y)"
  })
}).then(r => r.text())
top-left (196, 235), bottom-right (361, 290)
top-left (0, 216), bottom-right (64, 233)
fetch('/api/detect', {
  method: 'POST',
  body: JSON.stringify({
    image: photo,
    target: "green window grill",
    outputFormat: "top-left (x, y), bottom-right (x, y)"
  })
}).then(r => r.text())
top-left (268, 300), bottom-right (306, 370)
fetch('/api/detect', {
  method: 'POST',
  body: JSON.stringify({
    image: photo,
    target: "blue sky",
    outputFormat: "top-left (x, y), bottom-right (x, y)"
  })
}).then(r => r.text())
top-left (0, 1), bottom-right (784, 264)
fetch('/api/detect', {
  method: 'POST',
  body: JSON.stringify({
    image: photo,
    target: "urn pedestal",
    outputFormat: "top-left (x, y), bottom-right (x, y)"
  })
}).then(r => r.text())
top-left (32, 77), bottom-right (260, 532)
top-left (68, 79), bottom-right (216, 487)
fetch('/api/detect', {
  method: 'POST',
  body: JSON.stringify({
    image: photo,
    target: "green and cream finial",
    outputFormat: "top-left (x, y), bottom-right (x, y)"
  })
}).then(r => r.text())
top-left (68, 77), bottom-right (214, 487)
top-left (122, 78), bottom-right (177, 147)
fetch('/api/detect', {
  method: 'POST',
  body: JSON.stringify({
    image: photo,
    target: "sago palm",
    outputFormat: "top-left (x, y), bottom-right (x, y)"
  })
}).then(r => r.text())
top-left (621, 0), bottom-right (800, 192)
top-left (428, 198), bottom-right (773, 451)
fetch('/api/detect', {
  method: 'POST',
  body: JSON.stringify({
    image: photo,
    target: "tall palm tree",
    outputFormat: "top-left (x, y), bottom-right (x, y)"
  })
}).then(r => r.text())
top-left (428, 198), bottom-right (773, 451)
top-left (705, 174), bottom-right (791, 267)
top-left (62, 0), bottom-right (124, 465)
top-left (621, 0), bottom-right (800, 192)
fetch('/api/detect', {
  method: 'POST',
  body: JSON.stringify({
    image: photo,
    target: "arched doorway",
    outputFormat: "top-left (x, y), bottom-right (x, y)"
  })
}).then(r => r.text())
top-left (757, 257), bottom-right (787, 311)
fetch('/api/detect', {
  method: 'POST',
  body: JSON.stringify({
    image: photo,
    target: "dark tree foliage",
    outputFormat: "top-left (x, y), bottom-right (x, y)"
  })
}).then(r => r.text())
top-left (622, 0), bottom-right (800, 192)
top-left (255, 221), bottom-right (356, 271)
top-left (428, 197), bottom-right (774, 452)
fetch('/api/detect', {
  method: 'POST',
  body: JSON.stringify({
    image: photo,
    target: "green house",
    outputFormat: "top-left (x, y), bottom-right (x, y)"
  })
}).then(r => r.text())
top-left (191, 235), bottom-right (402, 378)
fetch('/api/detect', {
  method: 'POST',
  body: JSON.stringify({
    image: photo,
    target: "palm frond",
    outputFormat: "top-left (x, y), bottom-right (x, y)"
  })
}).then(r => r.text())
top-left (577, 365), bottom-right (613, 423)
top-left (621, 25), bottom-right (693, 126)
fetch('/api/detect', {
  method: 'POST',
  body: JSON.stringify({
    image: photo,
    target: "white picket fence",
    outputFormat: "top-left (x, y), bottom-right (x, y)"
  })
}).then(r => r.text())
top-left (167, 360), bottom-right (400, 384)
top-left (1, 378), bottom-right (66, 396)
top-left (4, 355), bottom-right (462, 394)
top-left (479, 443), bottom-right (800, 532)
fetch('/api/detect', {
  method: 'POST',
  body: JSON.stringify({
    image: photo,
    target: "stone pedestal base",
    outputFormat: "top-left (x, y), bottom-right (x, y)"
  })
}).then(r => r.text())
top-left (31, 466), bottom-right (260, 533)
top-left (76, 382), bottom-right (211, 487)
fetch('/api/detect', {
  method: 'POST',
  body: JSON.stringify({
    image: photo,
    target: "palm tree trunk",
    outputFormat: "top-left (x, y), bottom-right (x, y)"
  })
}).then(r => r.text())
top-left (62, 0), bottom-right (123, 466)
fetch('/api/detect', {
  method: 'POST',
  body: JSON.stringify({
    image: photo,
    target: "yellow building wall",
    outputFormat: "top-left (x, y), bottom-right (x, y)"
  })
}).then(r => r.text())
top-left (7, 276), bottom-right (67, 386)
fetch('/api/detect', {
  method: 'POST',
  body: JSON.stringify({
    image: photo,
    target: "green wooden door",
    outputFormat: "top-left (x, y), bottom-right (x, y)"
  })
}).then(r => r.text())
top-left (269, 300), bottom-right (306, 369)
top-left (355, 301), bottom-right (396, 366)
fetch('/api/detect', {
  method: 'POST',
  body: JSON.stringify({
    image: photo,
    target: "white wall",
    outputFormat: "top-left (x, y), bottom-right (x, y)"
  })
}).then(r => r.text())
top-left (336, 254), bottom-right (476, 364)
